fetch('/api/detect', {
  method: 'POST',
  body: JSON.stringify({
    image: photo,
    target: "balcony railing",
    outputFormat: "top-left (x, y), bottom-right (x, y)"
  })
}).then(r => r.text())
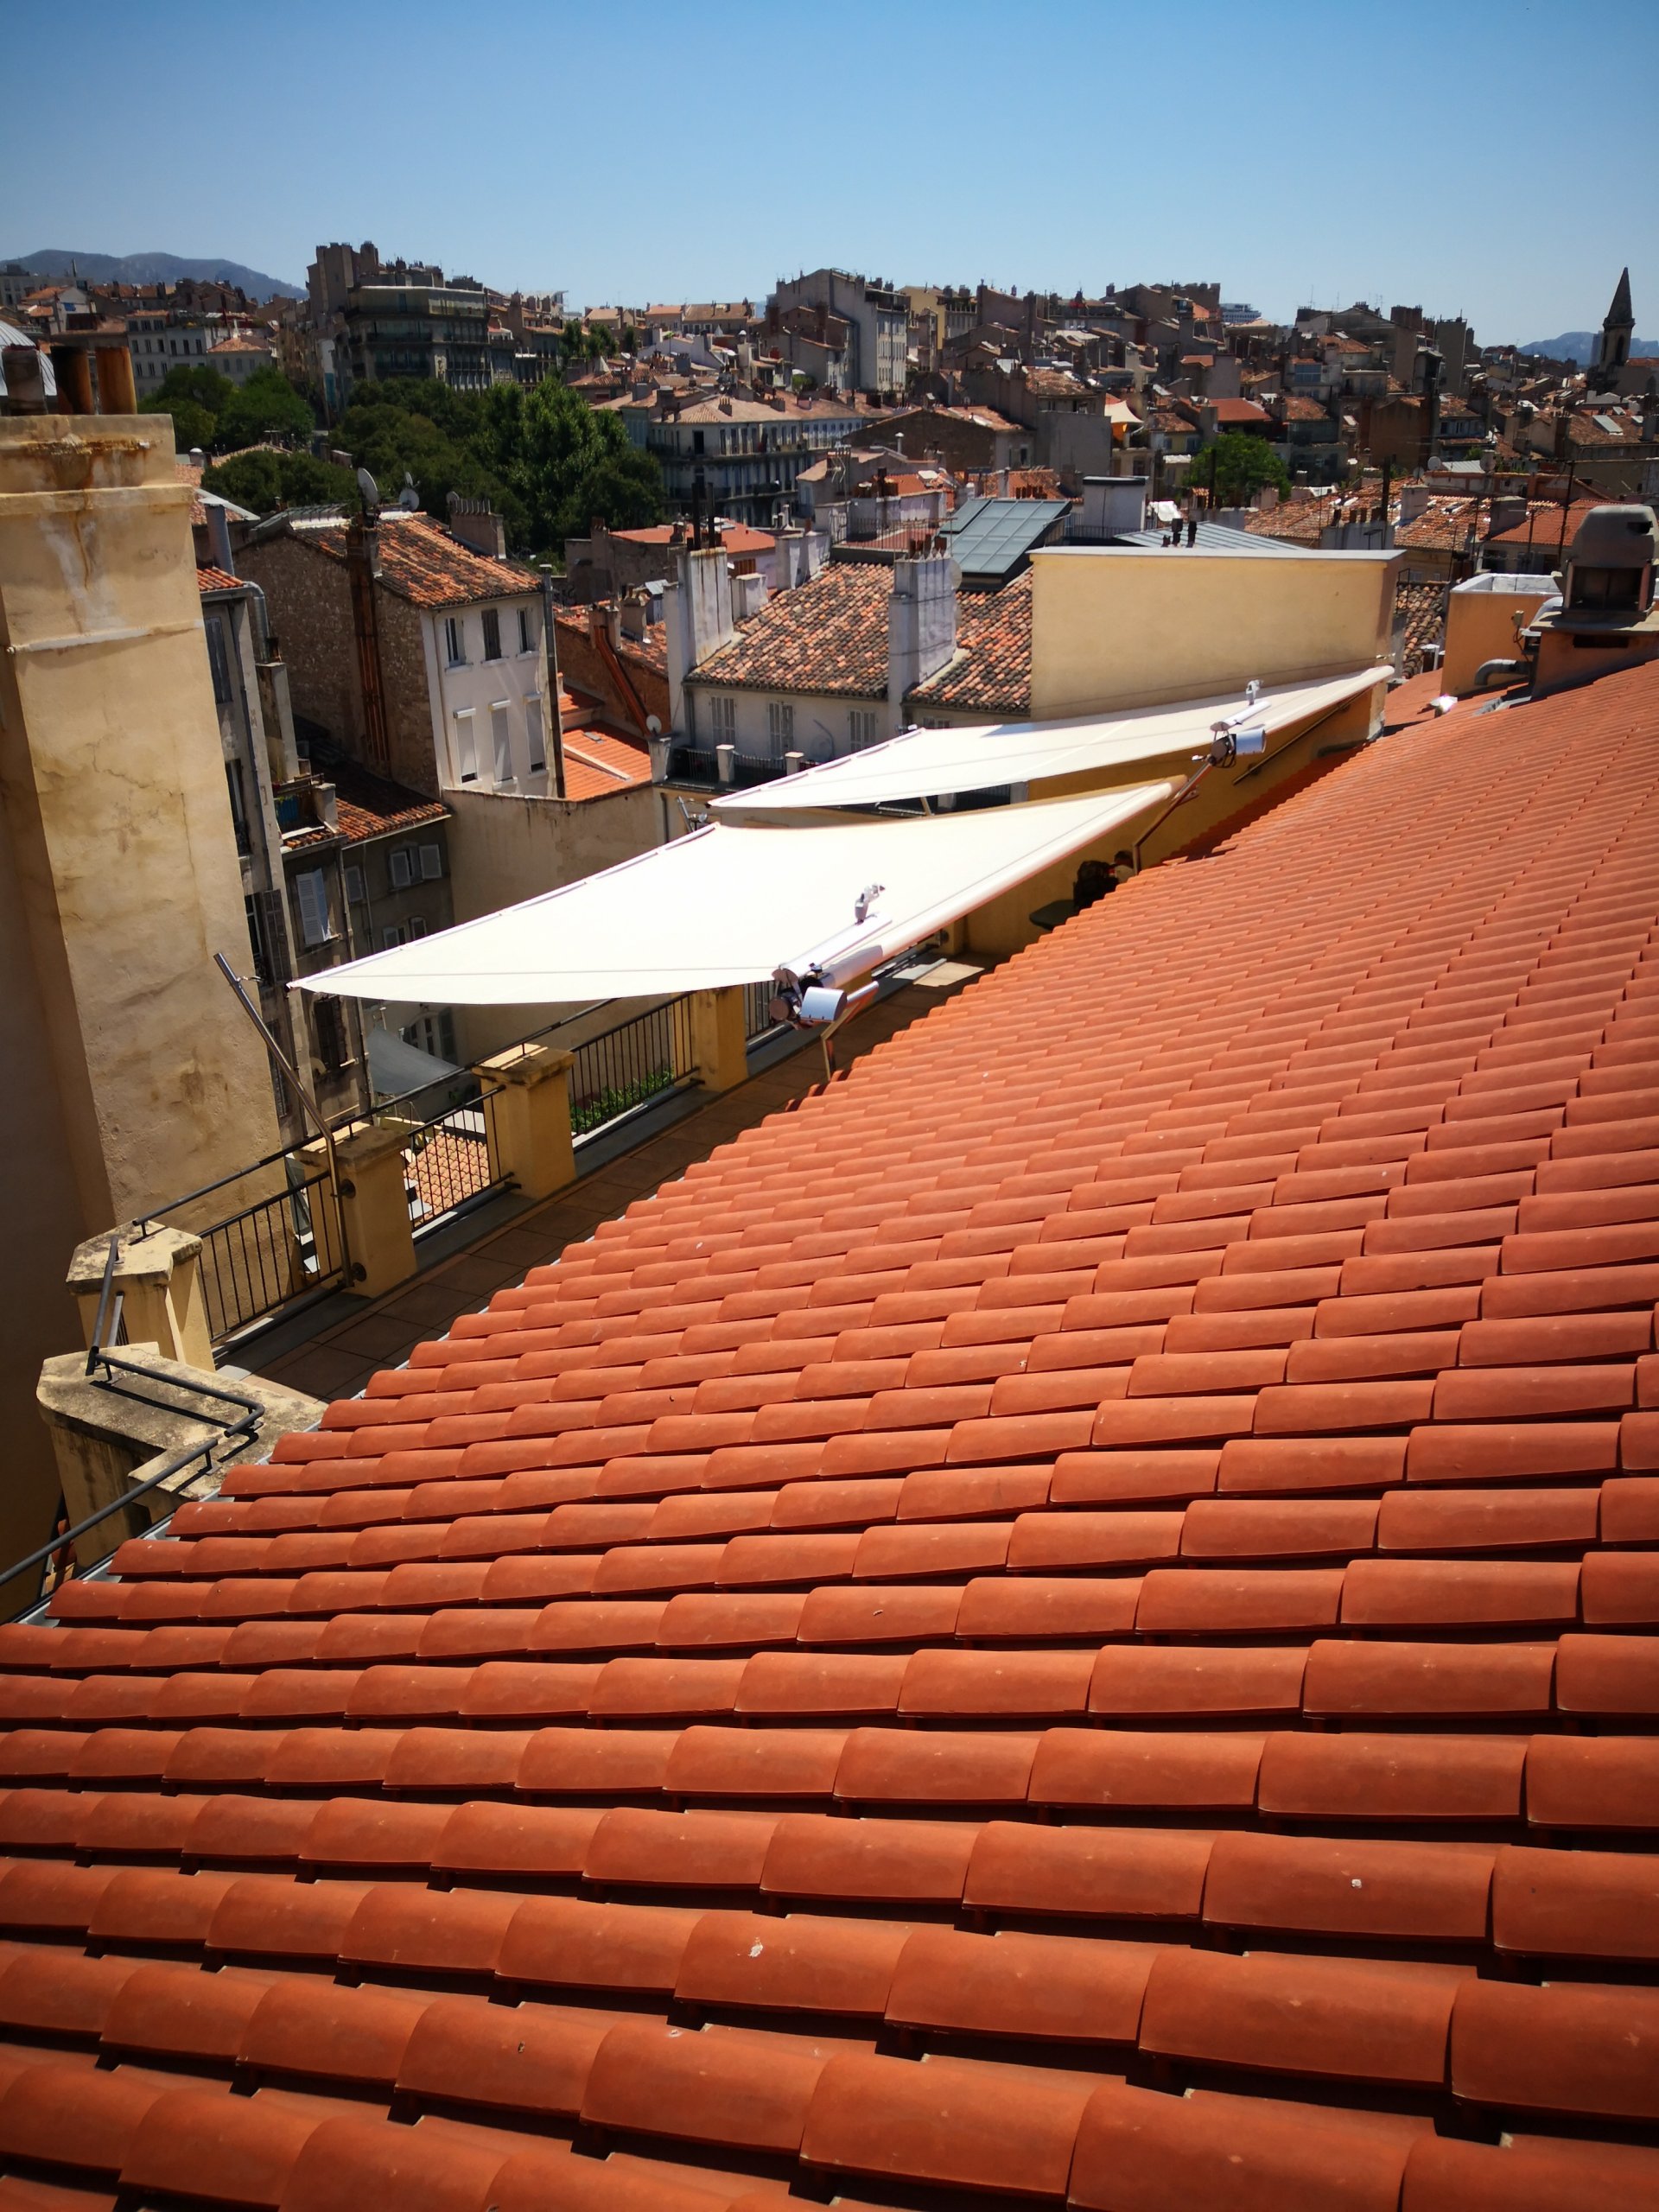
top-left (664, 743), bottom-right (788, 791)
top-left (570, 998), bottom-right (698, 1139)
top-left (130, 978), bottom-right (804, 1354)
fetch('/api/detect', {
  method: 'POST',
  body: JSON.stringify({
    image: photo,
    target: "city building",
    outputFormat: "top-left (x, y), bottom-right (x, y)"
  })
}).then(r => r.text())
top-left (767, 269), bottom-right (909, 397)
top-left (238, 498), bottom-right (666, 1058)
top-left (620, 387), bottom-right (879, 528)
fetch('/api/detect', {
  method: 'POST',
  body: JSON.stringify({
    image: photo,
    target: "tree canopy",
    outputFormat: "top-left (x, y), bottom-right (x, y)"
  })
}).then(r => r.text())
top-left (141, 362), bottom-right (315, 454)
top-left (201, 448), bottom-right (360, 516)
top-left (327, 375), bottom-right (664, 558)
top-left (1191, 430), bottom-right (1292, 509)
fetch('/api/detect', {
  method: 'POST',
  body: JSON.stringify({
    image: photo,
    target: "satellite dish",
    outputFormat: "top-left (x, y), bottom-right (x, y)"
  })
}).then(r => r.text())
top-left (645, 715), bottom-right (662, 734)
top-left (356, 467), bottom-right (381, 518)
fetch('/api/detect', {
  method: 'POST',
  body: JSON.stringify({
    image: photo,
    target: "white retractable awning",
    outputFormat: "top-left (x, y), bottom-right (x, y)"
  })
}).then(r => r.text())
top-left (295, 785), bottom-right (1172, 1009)
top-left (712, 665), bottom-right (1389, 817)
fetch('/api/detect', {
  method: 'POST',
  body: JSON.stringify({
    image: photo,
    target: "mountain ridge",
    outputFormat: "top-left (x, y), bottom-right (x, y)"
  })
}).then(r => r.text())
top-left (1518, 328), bottom-right (1657, 364)
top-left (7, 248), bottom-right (302, 297)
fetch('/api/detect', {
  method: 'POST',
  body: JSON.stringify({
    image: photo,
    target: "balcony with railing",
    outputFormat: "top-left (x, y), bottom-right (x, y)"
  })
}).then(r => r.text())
top-left (662, 742), bottom-right (790, 791)
top-left (125, 985), bottom-right (788, 1357)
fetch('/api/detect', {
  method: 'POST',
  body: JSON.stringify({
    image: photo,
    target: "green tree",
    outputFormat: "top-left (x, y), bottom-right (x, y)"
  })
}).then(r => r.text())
top-left (216, 366), bottom-right (315, 449)
top-left (1191, 431), bottom-right (1292, 508)
top-left (618, 323), bottom-right (638, 354)
top-left (315, 372), bottom-right (664, 558)
top-left (140, 363), bottom-right (237, 453)
top-left (495, 374), bottom-right (664, 553)
top-left (146, 393), bottom-right (217, 453)
top-left (560, 320), bottom-right (586, 362)
top-left (203, 448), bottom-right (360, 515)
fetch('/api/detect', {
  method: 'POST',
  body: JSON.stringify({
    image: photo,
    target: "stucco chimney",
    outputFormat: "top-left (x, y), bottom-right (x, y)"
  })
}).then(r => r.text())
top-left (664, 543), bottom-right (737, 735)
top-left (887, 552), bottom-right (957, 734)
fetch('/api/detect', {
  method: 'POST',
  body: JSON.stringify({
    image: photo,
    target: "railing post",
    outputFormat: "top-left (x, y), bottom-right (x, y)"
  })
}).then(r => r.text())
top-left (690, 986), bottom-right (749, 1093)
top-left (66, 1227), bottom-right (214, 1371)
top-left (476, 1046), bottom-right (578, 1199)
top-left (309, 1122), bottom-right (417, 1298)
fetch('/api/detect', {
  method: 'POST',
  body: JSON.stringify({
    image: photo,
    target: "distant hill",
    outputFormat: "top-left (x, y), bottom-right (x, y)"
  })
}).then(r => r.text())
top-left (8, 249), bottom-right (302, 298)
top-left (1519, 329), bottom-right (1658, 365)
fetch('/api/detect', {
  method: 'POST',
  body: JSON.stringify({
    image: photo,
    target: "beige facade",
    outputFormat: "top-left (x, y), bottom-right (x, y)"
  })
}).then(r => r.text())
top-left (442, 780), bottom-right (668, 1059)
top-left (1029, 544), bottom-right (1397, 719)
top-left (0, 413), bottom-right (281, 1570)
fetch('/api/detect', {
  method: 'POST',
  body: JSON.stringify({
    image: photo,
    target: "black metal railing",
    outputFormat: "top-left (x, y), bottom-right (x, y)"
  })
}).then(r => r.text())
top-left (134, 1146), bottom-right (348, 1344)
top-left (570, 999), bottom-right (698, 1138)
top-left (664, 743), bottom-right (788, 791)
top-left (744, 980), bottom-right (784, 1042)
top-left (397, 1082), bottom-right (509, 1229)
top-left (665, 741), bottom-right (721, 784)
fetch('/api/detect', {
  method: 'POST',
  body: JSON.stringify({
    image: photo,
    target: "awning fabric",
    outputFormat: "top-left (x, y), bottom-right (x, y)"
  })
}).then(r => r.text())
top-left (295, 785), bottom-right (1172, 1008)
top-left (712, 666), bottom-right (1389, 817)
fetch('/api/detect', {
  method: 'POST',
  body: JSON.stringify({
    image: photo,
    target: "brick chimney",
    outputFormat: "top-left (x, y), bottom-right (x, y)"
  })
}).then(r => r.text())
top-left (445, 491), bottom-right (506, 559)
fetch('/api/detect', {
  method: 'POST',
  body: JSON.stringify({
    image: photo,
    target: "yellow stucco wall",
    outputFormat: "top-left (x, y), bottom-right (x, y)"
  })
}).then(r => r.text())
top-left (1029, 546), bottom-right (1397, 720)
top-left (1442, 585), bottom-right (1550, 695)
top-left (0, 414), bottom-right (281, 1566)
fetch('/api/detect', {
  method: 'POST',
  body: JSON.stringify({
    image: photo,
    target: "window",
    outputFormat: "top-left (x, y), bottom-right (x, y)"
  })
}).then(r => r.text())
top-left (482, 607), bottom-right (502, 661)
top-left (489, 702), bottom-right (512, 783)
top-left (225, 757), bottom-right (251, 852)
top-left (453, 709), bottom-right (478, 783)
top-left (390, 847), bottom-right (413, 890)
top-left (344, 863), bottom-right (367, 905)
top-left (692, 429), bottom-right (705, 454)
top-left (382, 924), bottom-right (406, 950)
top-left (767, 701), bottom-right (795, 754)
top-left (849, 709), bottom-right (878, 750)
top-left (419, 842), bottom-right (443, 880)
top-left (205, 613), bottom-right (234, 703)
top-left (526, 696), bottom-right (546, 774)
top-left (409, 916), bottom-right (428, 939)
top-left (443, 616), bottom-right (467, 666)
top-left (314, 998), bottom-right (348, 1073)
top-left (706, 694), bottom-right (735, 742)
top-left (294, 868), bottom-right (331, 948)
top-left (244, 893), bottom-right (270, 984)
top-left (518, 606), bottom-right (536, 654)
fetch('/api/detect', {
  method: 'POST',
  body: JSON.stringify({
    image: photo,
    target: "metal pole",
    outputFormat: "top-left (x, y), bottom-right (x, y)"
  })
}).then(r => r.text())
top-left (212, 951), bottom-right (352, 1280)
top-left (540, 564), bottom-right (568, 799)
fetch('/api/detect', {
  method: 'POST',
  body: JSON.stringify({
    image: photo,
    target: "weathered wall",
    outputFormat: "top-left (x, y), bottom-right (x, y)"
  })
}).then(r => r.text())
top-left (238, 532), bottom-right (362, 756)
top-left (1030, 546), bottom-right (1396, 718)
top-left (0, 413), bottom-right (282, 1561)
top-left (442, 783), bottom-right (669, 1060)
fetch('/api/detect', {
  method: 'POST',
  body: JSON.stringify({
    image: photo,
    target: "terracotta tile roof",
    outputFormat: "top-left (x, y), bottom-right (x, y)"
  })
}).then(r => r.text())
top-left (1485, 498), bottom-right (1606, 550)
top-left (692, 564), bottom-right (891, 698)
top-left (611, 523), bottom-right (775, 555)
top-left (194, 565), bottom-right (242, 595)
top-left (1393, 579), bottom-right (1446, 676)
top-left (308, 515), bottom-right (538, 610)
top-left (1277, 393), bottom-right (1332, 422)
top-left (12, 657), bottom-right (1659, 2207)
top-left (555, 697), bottom-right (654, 802)
top-left (1395, 497), bottom-right (1485, 553)
top-left (1202, 398), bottom-right (1272, 427)
top-left (282, 761), bottom-right (448, 849)
top-left (908, 570), bottom-right (1032, 714)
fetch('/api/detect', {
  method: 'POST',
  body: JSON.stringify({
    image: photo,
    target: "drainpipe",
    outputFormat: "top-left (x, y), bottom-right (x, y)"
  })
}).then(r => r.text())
top-left (345, 514), bottom-right (391, 772)
top-left (539, 565), bottom-right (568, 798)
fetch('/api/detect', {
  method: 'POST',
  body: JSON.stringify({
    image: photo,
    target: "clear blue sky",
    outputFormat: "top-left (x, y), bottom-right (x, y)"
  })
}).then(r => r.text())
top-left (7, 0), bottom-right (1655, 346)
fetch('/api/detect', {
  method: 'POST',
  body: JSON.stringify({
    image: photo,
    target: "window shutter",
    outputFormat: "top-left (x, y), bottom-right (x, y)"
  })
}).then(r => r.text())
top-left (344, 864), bottom-right (366, 905)
top-left (420, 842), bottom-right (443, 880)
top-left (492, 702), bottom-right (512, 783)
top-left (390, 848), bottom-right (413, 890)
top-left (295, 870), bottom-right (330, 947)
